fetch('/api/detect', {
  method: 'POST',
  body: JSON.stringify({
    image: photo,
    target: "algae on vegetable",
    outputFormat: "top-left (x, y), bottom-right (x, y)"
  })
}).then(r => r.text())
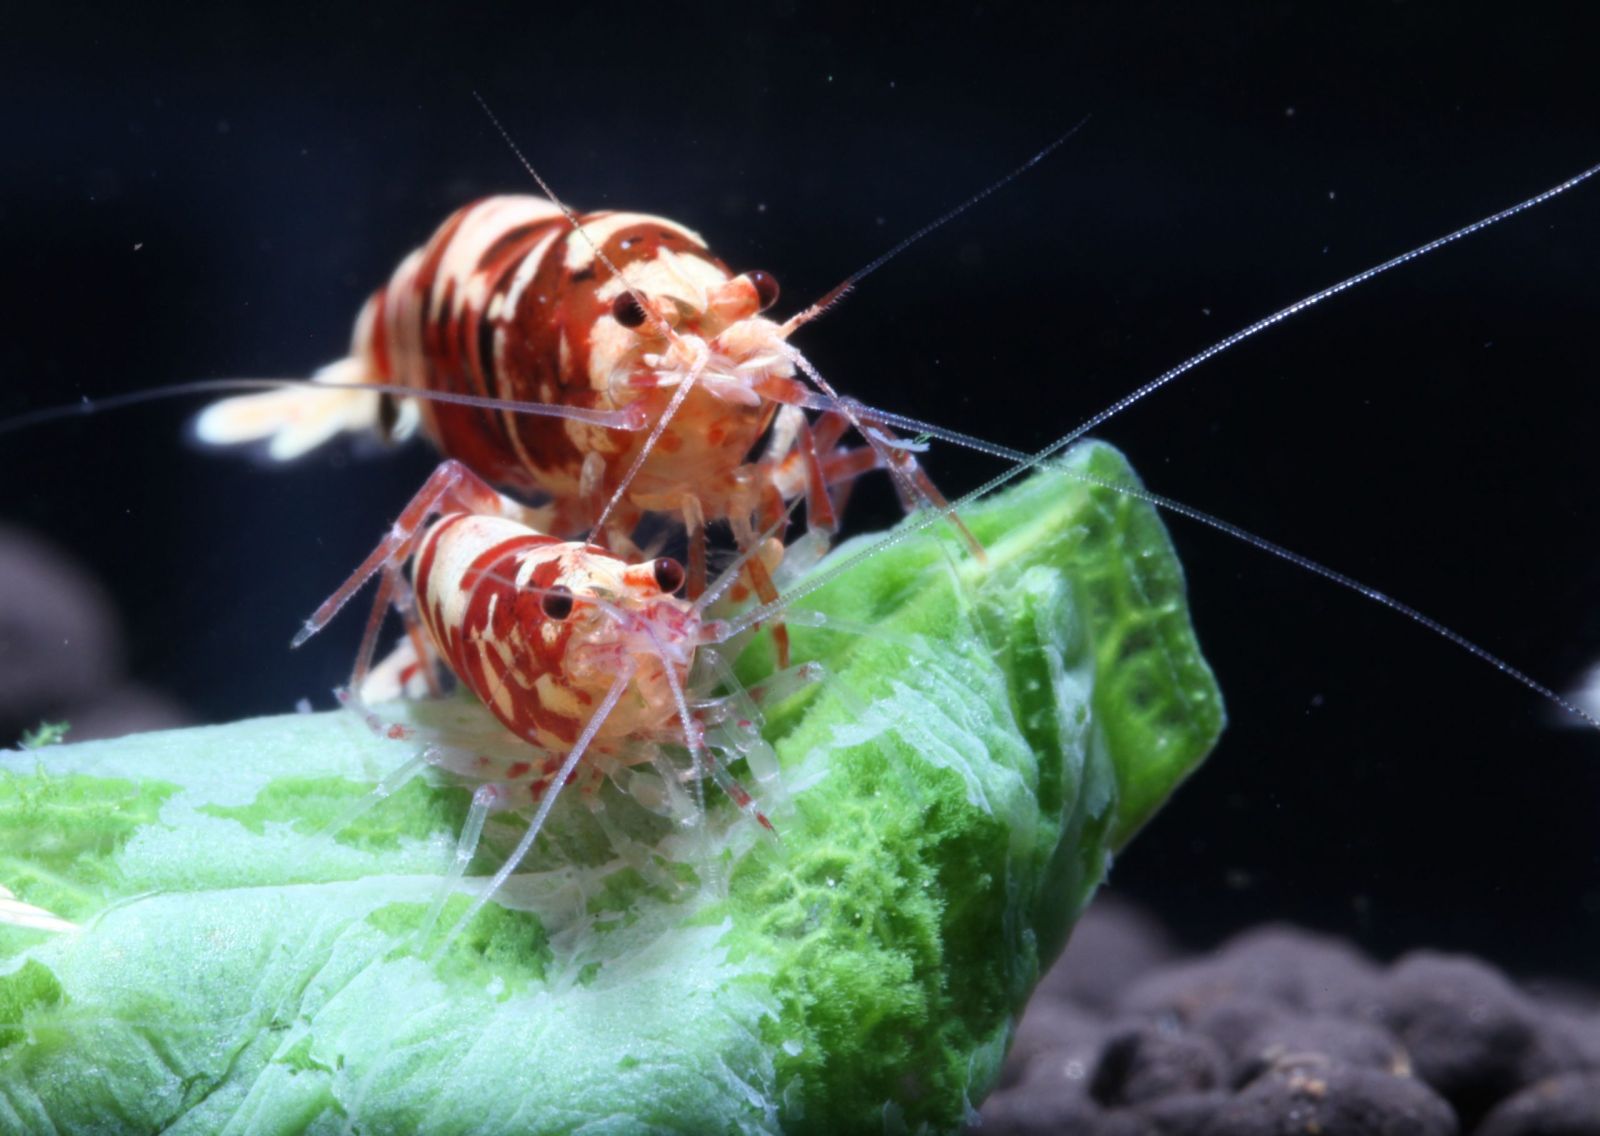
top-left (0, 441), bottom-right (1224, 1135)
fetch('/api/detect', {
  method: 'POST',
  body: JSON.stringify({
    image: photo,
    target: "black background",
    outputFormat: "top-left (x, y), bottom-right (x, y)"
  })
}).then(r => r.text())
top-left (5, 4), bottom-right (1599, 980)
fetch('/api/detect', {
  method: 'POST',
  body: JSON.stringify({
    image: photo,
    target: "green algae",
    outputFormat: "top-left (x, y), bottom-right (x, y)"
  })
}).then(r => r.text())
top-left (0, 442), bottom-right (1223, 1134)
top-left (198, 775), bottom-right (477, 851)
top-left (0, 962), bottom-right (62, 1053)
top-left (0, 770), bottom-right (180, 927)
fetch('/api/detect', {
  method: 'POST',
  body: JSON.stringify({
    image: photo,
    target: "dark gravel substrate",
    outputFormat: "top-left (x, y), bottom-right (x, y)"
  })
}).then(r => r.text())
top-left (974, 899), bottom-right (1600, 1135)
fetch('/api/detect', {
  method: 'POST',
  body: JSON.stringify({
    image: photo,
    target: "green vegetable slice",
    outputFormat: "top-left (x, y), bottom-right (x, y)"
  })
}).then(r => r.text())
top-left (0, 442), bottom-right (1223, 1135)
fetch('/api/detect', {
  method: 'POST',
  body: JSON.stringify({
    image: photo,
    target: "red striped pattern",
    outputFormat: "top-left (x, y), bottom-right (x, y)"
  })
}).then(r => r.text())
top-left (353, 196), bottom-right (784, 536)
top-left (411, 512), bottom-right (692, 756)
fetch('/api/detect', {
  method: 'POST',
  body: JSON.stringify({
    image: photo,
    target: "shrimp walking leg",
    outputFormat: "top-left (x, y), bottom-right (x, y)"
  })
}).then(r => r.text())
top-left (433, 666), bottom-right (635, 957)
top-left (413, 781), bottom-right (505, 945)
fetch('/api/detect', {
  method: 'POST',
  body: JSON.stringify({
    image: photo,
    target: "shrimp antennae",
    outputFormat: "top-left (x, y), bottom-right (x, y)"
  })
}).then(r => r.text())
top-left (730, 159), bottom-right (1600, 731)
top-left (835, 406), bottom-right (1600, 732)
top-left (784, 158), bottom-right (1600, 455)
top-left (783, 154), bottom-right (1600, 535)
top-left (472, 89), bottom-right (709, 542)
top-left (765, 123), bottom-right (1090, 554)
top-left (780, 343), bottom-right (985, 558)
top-left (731, 418), bottom-right (1600, 731)
top-left (0, 378), bottom-right (651, 437)
top-left (471, 91), bottom-right (676, 347)
top-left (1031, 158), bottom-right (1600, 455)
top-left (778, 116), bottom-right (1091, 337)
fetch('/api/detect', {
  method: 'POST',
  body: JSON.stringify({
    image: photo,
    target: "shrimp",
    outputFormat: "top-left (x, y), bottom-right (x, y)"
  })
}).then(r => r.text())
top-left (289, 457), bottom-right (831, 947)
top-left (3, 108), bottom-right (1600, 979)
top-left (189, 184), bottom-right (968, 662)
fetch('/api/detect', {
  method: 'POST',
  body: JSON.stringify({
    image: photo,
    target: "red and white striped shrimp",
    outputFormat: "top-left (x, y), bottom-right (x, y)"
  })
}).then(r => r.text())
top-left (191, 190), bottom-right (956, 657)
top-left (298, 456), bottom-right (833, 944)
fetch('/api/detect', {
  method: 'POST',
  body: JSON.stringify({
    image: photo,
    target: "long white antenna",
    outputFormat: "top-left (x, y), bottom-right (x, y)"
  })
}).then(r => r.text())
top-left (725, 160), bottom-right (1600, 732)
top-left (472, 89), bottom-right (702, 541)
top-left (779, 116), bottom-right (1092, 336)
top-left (471, 91), bottom-right (676, 345)
top-left (0, 377), bottom-right (651, 438)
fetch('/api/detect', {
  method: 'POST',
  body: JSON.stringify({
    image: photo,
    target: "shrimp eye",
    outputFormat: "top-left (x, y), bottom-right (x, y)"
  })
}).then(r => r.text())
top-left (652, 557), bottom-right (686, 594)
top-left (747, 270), bottom-right (780, 312)
top-left (611, 292), bottom-right (648, 329)
top-left (541, 585), bottom-right (575, 620)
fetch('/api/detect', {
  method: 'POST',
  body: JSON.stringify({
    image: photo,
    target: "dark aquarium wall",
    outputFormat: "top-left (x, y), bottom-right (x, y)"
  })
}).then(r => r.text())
top-left (5, 3), bottom-right (1598, 986)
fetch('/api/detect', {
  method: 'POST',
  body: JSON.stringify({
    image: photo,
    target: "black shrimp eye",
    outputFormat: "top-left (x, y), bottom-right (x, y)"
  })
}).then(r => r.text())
top-left (611, 292), bottom-right (648, 329)
top-left (652, 557), bottom-right (686, 594)
top-left (747, 270), bottom-right (780, 312)
top-left (540, 585), bottom-right (575, 621)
